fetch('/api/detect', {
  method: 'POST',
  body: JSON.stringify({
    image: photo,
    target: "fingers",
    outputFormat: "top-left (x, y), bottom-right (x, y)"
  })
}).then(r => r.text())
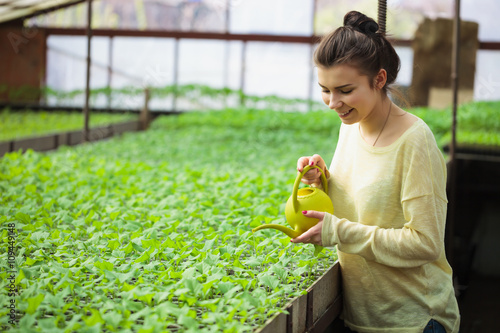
top-left (291, 230), bottom-right (312, 243)
top-left (309, 154), bottom-right (326, 170)
top-left (302, 210), bottom-right (325, 221)
top-left (297, 156), bottom-right (311, 173)
top-left (290, 211), bottom-right (324, 245)
top-left (297, 154), bottom-right (325, 172)
top-left (291, 225), bottom-right (323, 245)
top-left (298, 158), bottom-right (327, 187)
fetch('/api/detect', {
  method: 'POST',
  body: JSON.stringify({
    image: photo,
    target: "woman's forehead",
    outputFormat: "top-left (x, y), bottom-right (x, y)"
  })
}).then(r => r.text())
top-left (317, 64), bottom-right (368, 86)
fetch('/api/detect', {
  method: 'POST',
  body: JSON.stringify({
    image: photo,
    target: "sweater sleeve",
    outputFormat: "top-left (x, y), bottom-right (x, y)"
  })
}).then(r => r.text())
top-left (322, 192), bottom-right (447, 268)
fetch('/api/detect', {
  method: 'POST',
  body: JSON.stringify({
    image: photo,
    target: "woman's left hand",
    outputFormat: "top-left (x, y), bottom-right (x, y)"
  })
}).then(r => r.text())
top-left (290, 210), bottom-right (325, 246)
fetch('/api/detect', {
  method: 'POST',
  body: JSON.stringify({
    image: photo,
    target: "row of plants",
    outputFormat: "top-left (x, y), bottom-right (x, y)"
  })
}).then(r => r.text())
top-left (4, 84), bottom-right (324, 112)
top-left (0, 108), bottom-right (339, 332)
top-left (3, 83), bottom-right (500, 147)
top-left (411, 101), bottom-right (500, 148)
top-left (0, 109), bottom-right (137, 142)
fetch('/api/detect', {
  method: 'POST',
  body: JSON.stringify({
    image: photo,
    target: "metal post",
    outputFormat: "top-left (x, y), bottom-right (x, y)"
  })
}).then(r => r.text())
top-left (223, 0), bottom-right (230, 107)
top-left (83, 0), bottom-right (92, 142)
top-left (308, 0), bottom-right (318, 111)
top-left (451, 0), bottom-right (460, 164)
top-left (173, 37), bottom-right (180, 111)
top-left (107, 36), bottom-right (114, 110)
top-left (239, 41), bottom-right (247, 107)
top-left (41, 31), bottom-right (48, 106)
top-left (140, 87), bottom-right (151, 130)
top-left (448, 0), bottom-right (461, 267)
top-left (377, 0), bottom-right (387, 35)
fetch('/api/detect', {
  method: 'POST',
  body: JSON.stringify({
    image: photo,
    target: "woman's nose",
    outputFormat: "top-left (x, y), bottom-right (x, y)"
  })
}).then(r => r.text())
top-left (329, 96), bottom-right (343, 109)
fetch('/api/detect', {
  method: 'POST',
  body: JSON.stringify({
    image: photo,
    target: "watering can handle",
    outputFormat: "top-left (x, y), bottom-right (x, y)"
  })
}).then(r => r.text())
top-left (292, 165), bottom-right (329, 213)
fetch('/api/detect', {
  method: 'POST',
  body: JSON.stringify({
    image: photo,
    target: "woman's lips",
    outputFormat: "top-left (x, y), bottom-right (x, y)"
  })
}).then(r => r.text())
top-left (339, 108), bottom-right (354, 118)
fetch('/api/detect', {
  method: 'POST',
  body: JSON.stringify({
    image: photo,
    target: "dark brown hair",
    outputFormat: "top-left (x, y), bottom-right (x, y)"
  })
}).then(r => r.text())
top-left (314, 11), bottom-right (401, 95)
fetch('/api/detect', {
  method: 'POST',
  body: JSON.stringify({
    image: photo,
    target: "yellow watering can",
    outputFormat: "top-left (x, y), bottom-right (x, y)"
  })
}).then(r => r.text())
top-left (252, 165), bottom-right (334, 254)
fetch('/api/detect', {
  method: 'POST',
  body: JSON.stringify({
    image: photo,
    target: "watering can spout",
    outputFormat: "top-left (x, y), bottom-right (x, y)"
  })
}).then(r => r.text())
top-left (252, 224), bottom-right (301, 239)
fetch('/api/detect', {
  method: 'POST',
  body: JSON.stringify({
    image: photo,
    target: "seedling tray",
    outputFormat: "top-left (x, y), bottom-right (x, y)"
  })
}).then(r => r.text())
top-left (256, 261), bottom-right (341, 333)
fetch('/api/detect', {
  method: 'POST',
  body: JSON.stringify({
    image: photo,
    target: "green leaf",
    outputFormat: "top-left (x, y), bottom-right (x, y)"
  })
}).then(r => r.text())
top-left (15, 212), bottom-right (30, 224)
top-left (184, 278), bottom-right (202, 296)
top-left (178, 314), bottom-right (198, 330)
top-left (217, 282), bottom-right (234, 294)
top-left (259, 274), bottom-right (279, 291)
top-left (134, 251), bottom-right (150, 263)
top-left (94, 261), bottom-right (114, 271)
top-left (108, 240), bottom-right (120, 250)
top-left (314, 244), bottom-right (324, 256)
top-left (25, 257), bottom-right (37, 266)
top-left (25, 293), bottom-right (44, 315)
top-left (45, 293), bottom-right (65, 308)
top-left (84, 309), bottom-right (105, 327)
top-left (25, 184), bottom-right (37, 194)
top-left (182, 267), bottom-right (196, 279)
top-left (102, 310), bottom-right (123, 329)
top-left (19, 313), bottom-right (36, 330)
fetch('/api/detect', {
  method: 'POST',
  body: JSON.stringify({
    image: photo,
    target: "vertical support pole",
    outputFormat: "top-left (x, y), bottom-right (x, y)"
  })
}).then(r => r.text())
top-left (173, 37), bottom-right (180, 111)
top-left (239, 40), bottom-right (247, 107)
top-left (41, 30), bottom-right (48, 106)
top-left (223, 0), bottom-right (231, 108)
top-left (448, 0), bottom-right (461, 268)
top-left (140, 87), bottom-right (151, 131)
top-left (83, 0), bottom-right (93, 142)
top-left (308, 0), bottom-right (318, 111)
top-left (107, 36), bottom-right (114, 110)
top-left (377, 0), bottom-right (387, 35)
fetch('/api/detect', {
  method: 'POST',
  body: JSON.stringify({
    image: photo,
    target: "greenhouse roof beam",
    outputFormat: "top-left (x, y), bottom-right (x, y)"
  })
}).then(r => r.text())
top-left (0, 0), bottom-right (85, 24)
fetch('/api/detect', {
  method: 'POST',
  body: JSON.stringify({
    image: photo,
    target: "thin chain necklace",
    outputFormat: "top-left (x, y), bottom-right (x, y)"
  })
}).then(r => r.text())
top-left (372, 102), bottom-right (392, 147)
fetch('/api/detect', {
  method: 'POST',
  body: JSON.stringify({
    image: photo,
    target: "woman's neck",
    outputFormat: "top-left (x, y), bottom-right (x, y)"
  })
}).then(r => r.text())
top-left (359, 96), bottom-right (392, 142)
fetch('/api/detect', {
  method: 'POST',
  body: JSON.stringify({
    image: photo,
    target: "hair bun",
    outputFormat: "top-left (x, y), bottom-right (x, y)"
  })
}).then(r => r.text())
top-left (343, 11), bottom-right (379, 35)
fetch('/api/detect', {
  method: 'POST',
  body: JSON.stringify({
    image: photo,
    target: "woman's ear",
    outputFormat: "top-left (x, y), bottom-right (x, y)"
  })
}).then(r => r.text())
top-left (374, 69), bottom-right (387, 90)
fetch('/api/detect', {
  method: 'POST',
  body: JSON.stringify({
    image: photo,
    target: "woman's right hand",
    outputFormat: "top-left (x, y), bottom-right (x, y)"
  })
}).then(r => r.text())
top-left (297, 154), bottom-right (329, 187)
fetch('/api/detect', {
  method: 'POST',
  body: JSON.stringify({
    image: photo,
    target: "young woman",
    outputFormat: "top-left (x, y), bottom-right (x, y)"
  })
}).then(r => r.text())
top-left (290, 11), bottom-right (460, 333)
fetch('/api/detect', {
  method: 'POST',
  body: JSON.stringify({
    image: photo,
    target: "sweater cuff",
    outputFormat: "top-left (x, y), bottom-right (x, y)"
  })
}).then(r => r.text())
top-left (321, 212), bottom-right (339, 247)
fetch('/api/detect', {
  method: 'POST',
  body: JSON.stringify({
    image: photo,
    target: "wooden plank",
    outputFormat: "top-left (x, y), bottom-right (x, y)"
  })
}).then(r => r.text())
top-left (57, 132), bottom-right (69, 147)
top-left (254, 311), bottom-right (287, 333)
top-left (46, 27), bottom-right (320, 44)
top-left (88, 125), bottom-right (112, 142)
top-left (68, 130), bottom-right (83, 146)
top-left (0, 141), bottom-right (12, 156)
top-left (305, 261), bottom-right (341, 332)
top-left (307, 261), bottom-right (341, 323)
top-left (49, 28), bottom-right (495, 50)
top-left (12, 134), bottom-right (56, 152)
top-left (311, 294), bottom-right (343, 333)
top-left (285, 293), bottom-right (307, 333)
top-left (112, 120), bottom-right (140, 135)
top-left (306, 288), bottom-right (314, 330)
top-left (1, 120), bottom-right (143, 156)
top-left (479, 41), bottom-right (500, 50)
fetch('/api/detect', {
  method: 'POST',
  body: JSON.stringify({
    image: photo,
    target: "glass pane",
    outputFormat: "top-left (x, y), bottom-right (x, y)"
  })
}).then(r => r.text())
top-left (46, 36), bottom-right (110, 107)
top-left (475, 50), bottom-right (500, 101)
top-left (245, 42), bottom-right (312, 100)
top-left (230, 0), bottom-right (313, 35)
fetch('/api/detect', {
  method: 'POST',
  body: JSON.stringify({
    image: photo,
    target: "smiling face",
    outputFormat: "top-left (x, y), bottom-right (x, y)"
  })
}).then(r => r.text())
top-left (317, 64), bottom-right (385, 125)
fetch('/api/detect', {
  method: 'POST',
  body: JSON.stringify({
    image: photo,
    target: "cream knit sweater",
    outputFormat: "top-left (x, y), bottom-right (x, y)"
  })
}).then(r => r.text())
top-left (321, 118), bottom-right (460, 332)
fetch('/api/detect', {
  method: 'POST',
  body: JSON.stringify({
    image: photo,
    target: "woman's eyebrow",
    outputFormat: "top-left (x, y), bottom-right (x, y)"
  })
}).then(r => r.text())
top-left (318, 83), bottom-right (353, 89)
